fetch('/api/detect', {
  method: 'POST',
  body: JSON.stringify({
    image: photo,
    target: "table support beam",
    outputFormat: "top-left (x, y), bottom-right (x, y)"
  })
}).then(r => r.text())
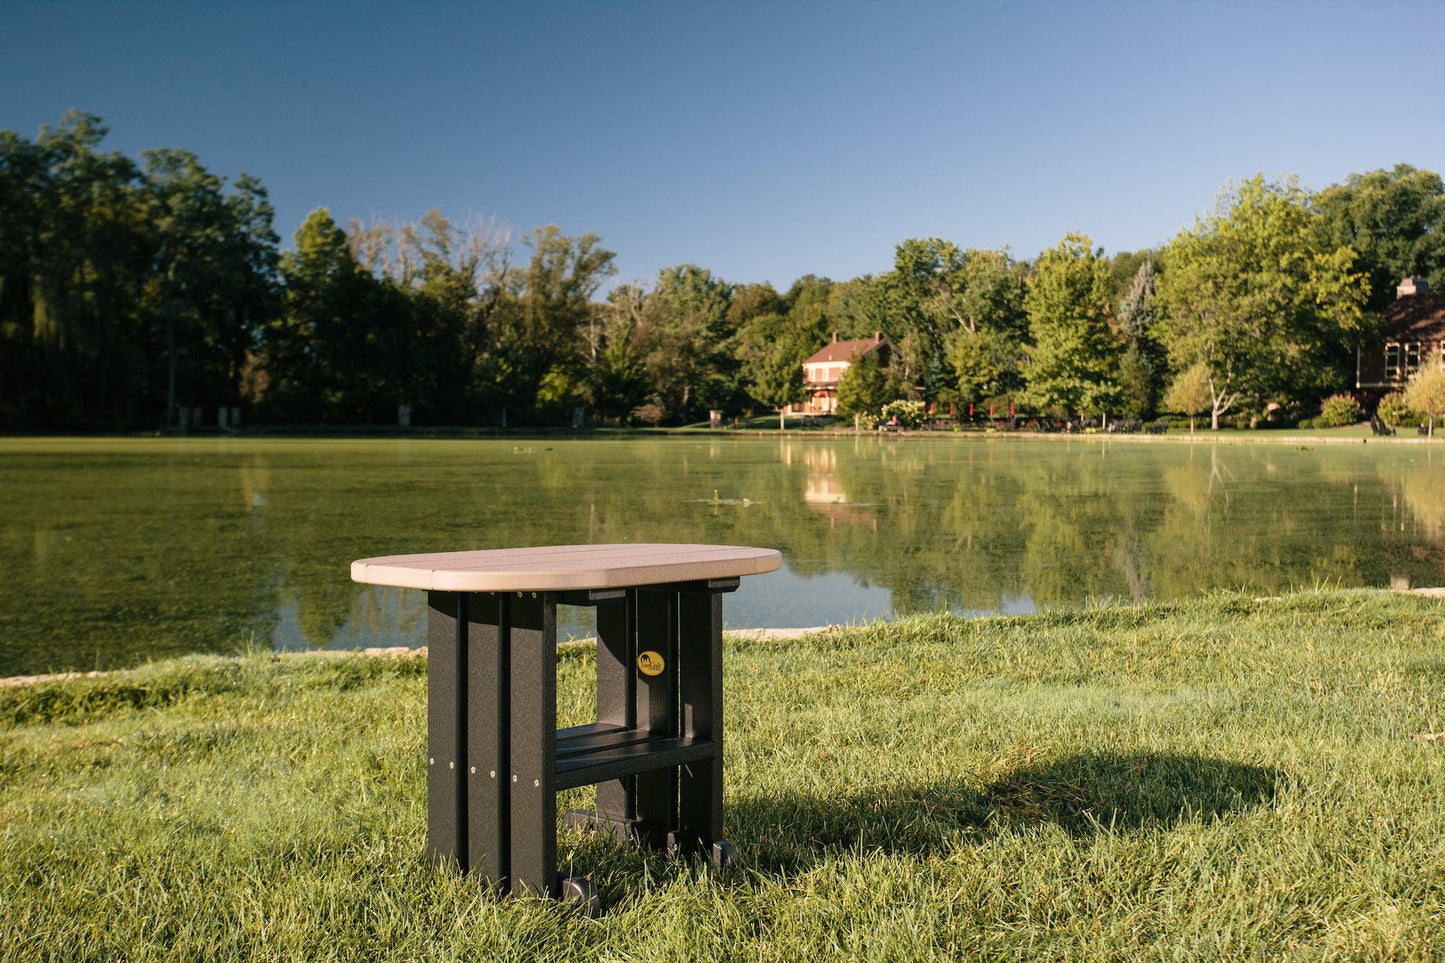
top-left (592, 595), bottom-right (636, 838)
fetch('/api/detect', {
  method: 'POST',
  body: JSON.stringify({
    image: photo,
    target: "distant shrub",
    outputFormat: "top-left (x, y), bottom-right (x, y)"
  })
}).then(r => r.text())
top-left (879, 399), bottom-right (926, 428)
top-left (1259, 406), bottom-right (1299, 428)
top-left (1377, 392), bottom-right (1420, 428)
top-left (1404, 353), bottom-right (1445, 437)
top-left (630, 403), bottom-right (665, 427)
top-left (1316, 394), bottom-right (1361, 429)
top-left (1297, 416), bottom-right (1318, 430)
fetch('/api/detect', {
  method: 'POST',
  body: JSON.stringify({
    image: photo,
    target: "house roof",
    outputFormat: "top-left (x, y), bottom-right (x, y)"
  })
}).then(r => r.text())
top-left (804, 336), bottom-right (887, 366)
top-left (1380, 292), bottom-right (1445, 342)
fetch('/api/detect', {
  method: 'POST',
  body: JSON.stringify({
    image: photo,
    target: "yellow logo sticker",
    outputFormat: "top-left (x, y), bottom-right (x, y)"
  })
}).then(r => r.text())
top-left (637, 650), bottom-right (666, 676)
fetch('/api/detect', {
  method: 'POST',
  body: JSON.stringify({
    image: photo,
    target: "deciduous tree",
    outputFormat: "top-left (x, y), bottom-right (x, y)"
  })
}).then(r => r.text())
top-left (140, 148), bottom-right (257, 423)
top-left (1403, 352), bottom-right (1445, 438)
top-left (1020, 233), bottom-right (1121, 417)
top-left (943, 326), bottom-right (1021, 404)
top-left (497, 225), bottom-right (616, 416)
top-left (1162, 361), bottom-right (1213, 433)
top-left (750, 343), bottom-right (805, 429)
top-left (632, 264), bottom-right (735, 422)
top-left (835, 349), bottom-right (890, 422)
top-left (268, 208), bottom-right (414, 422)
top-left (1154, 176), bottom-right (1367, 428)
top-left (1315, 164), bottom-right (1445, 314)
top-left (0, 112), bottom-right (280, 428)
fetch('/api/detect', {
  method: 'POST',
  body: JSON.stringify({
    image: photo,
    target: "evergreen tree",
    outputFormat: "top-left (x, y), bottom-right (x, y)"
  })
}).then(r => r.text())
top-left (1115, 259), bottom-right (1165, 418)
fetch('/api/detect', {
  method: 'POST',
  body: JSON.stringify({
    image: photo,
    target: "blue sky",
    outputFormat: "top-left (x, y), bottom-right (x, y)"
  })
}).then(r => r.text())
top-left (4, 1), bottom-right (1444, 289)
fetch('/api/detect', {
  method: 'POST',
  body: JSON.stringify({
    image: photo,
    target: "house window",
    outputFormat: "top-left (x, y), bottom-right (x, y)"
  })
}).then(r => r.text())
top-left (1385, 342), bottom-right (1422, 382)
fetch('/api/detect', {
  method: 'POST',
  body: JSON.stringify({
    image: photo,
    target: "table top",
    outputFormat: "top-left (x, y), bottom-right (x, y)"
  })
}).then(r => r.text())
top-left (350, 543), bottom-right (782, 592)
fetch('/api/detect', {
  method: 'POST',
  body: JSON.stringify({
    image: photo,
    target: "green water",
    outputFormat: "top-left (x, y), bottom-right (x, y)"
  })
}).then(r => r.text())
top-left (2, 436), bottom-right (1442, 677)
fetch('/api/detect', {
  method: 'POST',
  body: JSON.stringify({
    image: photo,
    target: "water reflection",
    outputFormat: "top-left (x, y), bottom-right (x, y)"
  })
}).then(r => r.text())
top-left (2, 437), bottom-right (1445, 676)
top-left (800, 445), bottom-right (878, 531)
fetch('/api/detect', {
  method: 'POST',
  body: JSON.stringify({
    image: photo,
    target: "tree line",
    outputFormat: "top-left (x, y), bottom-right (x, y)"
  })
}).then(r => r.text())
top-left (4, 111), bottom-right (1444, 430)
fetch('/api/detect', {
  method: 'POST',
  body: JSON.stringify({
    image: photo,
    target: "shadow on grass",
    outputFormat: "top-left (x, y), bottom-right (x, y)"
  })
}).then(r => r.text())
top-left (729, 750), bottom-right (1280, 873)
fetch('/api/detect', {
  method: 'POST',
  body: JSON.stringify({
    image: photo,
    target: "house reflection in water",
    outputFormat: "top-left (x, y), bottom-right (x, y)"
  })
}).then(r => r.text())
top-left (798, 445), bottom-right (878, 530)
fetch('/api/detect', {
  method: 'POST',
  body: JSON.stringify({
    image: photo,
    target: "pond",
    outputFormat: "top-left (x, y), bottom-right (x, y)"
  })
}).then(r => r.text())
top-left (3, 435), bottom-right (1443, 677)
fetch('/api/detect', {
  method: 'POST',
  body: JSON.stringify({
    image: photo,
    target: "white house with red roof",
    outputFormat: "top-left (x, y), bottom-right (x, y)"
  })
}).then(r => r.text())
top-left (787, 332), bottom-right (890, 415)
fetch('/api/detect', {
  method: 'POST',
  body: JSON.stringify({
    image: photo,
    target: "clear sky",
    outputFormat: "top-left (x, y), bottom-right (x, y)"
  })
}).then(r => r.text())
top-left (4, 0), bottom-right (1444, 290)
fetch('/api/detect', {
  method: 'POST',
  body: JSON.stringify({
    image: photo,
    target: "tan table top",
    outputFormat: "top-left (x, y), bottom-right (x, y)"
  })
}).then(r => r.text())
top-left (350, 543), bottom-right (782, 593)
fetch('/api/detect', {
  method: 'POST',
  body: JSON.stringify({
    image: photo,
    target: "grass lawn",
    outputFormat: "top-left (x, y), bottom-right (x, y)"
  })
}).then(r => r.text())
top-left (3, 590), bottom-right (1444, 961)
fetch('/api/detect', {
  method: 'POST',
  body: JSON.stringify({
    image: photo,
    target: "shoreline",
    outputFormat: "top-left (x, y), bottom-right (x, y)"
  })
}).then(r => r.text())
top-left (0, 625), bottom-right (835, 689)
top-left (0, 424), bottom-right (1436, 446)
top-left (8, 588), bottom-right (1444, 690)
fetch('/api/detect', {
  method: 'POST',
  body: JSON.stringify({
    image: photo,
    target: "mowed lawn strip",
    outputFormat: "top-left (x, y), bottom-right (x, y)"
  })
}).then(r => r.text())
top-left (2, 590), bottom-right (1443, 961)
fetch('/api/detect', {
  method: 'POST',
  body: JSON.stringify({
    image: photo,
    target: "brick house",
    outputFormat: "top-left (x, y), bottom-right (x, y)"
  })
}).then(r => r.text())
top-left (788, 332), bottom-right (889, 415)
top-left (1357, 277), bottom-right (1445, 399)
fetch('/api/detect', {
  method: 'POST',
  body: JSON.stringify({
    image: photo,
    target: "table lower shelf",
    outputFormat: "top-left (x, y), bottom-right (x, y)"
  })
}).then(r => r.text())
top-left (555, 722), bottom-right (716, 791)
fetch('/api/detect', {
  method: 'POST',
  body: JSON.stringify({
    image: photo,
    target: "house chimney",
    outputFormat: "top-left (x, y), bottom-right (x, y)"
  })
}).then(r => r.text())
top-left (875, 331), bottom-right (882, 342)
top-left (1398, 276), bottom-right (1430, 298)
top-left (832, 331), bottom-right (838, 343)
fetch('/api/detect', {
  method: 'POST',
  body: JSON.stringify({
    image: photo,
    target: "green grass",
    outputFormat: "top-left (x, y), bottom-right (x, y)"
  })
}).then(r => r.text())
top-left (3, 590), bottom-right (1445, 961)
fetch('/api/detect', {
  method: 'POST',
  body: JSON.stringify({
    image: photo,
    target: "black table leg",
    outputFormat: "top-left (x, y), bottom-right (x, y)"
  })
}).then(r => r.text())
top-left (426, 591), bottom-right (467, 870)
top-left (634, 588), bottom-right (679, 850)
top-left (466, 592), bottom-right (508, 885)
top-left (677, 587), bottom-right (724, 850)
top-left (507, 591), bottom-right (557, 897)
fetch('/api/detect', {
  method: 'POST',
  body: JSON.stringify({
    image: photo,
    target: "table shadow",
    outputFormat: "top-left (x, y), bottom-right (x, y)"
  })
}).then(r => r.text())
top-left (728, 750), bottom-right (1280, 874)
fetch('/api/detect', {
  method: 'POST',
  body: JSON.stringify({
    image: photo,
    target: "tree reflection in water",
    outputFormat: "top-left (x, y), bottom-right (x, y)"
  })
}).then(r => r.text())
top-left (2, 437), bottom-right (1442, 676)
